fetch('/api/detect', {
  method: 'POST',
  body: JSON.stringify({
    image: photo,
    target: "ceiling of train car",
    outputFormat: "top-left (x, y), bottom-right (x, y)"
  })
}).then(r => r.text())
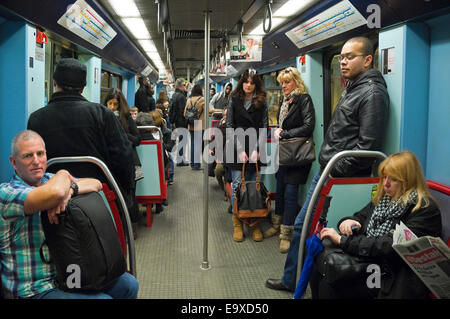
top-left (97, 0), bottom-right (294, 81)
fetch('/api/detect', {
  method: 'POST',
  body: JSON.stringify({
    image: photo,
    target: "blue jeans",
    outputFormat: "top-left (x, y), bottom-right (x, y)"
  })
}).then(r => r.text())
top-left (281, 171), bottom-right (324, 290)
top-left (231, 169), bottom-right (257, 215)
top-left (31, 272), bottom-right (139, 299)
top-left (190, 130), bottom-right (203, 169)
top-left (275, 167), bottom-right (300, 226)
top-left (168, 153), bottom-right (174, 181)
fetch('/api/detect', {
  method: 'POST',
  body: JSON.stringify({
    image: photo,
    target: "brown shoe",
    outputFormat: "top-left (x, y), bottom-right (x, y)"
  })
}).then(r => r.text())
top-left (232, 216), bottom-right (244, 242)
top-left (250, 224), bottom-right (263, 242)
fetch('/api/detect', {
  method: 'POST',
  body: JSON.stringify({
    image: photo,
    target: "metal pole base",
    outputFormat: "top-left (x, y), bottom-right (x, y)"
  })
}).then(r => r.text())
top-left (200, 262), bottom-right (211, 270)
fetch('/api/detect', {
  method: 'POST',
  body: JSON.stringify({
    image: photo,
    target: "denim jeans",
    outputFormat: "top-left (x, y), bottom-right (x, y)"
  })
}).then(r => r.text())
top-left (190, 130), bottom-right (203, 169)
top-left (168, 153), bottom-right (174, 181)
top-left (275, 167), bottom-right (300, 226)
top-left (281, 171), bottom-right (324, 290)
top-left (30, 272), bottom-right (139, 299)
top-left (231, 168), bottom-right (257, 215)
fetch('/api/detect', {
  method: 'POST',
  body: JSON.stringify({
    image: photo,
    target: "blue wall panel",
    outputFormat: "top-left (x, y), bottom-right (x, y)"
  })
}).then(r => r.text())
top-left (0, 21), bottom-right (27, 182)
top-left (426, 14), bottom-right (450, 185)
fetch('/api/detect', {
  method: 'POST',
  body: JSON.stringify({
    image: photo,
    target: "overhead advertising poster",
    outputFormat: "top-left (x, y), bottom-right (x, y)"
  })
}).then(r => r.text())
top-left (229, 36), bottom-right (263, 62)
top-left (286, 0), bottom-right (367, 50)
top-left (57, 0), bottom-right (117, 49)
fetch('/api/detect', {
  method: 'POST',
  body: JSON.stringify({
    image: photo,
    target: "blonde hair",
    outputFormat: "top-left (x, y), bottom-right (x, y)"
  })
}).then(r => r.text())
top-left (373, 151), bottom-right (432, 212)
top-left (277, 67), bottom-right (307, 95)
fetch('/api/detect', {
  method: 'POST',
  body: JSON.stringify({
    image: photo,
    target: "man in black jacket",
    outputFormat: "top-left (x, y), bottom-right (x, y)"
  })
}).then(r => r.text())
top-left (134, 76), bottom-right (155, 113)
top-left (169, 78), bottom-right (188, 166)
top-left (27, 58), bottom-right (137, 228)
top-left (266, 36), bottom-right (390, 292)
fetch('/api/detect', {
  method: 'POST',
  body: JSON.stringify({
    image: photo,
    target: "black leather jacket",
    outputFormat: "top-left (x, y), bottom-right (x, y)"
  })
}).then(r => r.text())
top-left (319, 69), bottom-right (389, 177)
top-left (169, 89), bottom-right (187, 128)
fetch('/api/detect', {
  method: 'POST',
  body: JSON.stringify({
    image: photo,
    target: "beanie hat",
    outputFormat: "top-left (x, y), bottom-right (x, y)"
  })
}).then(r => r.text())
top-left (53, 58), bottom-right (87, 88)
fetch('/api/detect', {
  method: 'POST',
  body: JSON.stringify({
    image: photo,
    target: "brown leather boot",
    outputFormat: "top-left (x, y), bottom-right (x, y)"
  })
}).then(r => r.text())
top-left (279, 225), bottom-right (294, 253)
top-left (232, 216), bottom-right (244, 242)
top-left (263, 214), bottom-right (282, 238)
top-left (250, 223), bottom-right (263, 242)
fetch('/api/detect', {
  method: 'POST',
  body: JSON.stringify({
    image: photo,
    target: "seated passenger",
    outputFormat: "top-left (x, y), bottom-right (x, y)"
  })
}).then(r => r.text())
top-left (130, 106), bottom-right (139, 121)
top-left (0, 130), bottom-right (139, 299)
top-left (151, 110), bottom-right (175, 185)
top-left (310, 151), bottom-right (441, 299)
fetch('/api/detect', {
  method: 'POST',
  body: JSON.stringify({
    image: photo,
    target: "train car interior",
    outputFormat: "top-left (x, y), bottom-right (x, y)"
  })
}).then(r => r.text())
top-left (0, 0), bottom-right (449, 301)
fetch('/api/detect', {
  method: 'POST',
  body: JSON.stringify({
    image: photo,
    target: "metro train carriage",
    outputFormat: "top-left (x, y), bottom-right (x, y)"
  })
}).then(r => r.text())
top-left (0, 0), bottom-right (449, 306)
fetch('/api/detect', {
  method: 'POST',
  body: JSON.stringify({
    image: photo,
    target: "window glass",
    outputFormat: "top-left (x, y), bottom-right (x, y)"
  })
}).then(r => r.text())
top-left (263, 71), bottom-right (282, 126)
top-left (330, 54), bottom-right (346, 114)
top-left (100, 71), bottom-right (122, 104)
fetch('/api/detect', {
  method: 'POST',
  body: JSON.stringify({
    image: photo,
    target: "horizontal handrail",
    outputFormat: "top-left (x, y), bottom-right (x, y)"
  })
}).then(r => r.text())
top-left (46, 156), bottom-right (136, 277)
top-left (137, 126), bottom-right (163, 141)
top-left (297, 150), bottom-right (388, 279)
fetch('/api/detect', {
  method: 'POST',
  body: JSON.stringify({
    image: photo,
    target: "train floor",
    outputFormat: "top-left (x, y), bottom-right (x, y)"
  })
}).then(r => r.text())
top-left (133, 164), bottom-right (312, 299)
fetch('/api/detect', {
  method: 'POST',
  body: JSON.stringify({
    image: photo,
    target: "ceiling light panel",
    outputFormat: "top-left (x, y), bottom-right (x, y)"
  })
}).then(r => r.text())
top-left (108, 0), bottom-right (140, 17)
top-left (122, 18), bottom-right (151, 39)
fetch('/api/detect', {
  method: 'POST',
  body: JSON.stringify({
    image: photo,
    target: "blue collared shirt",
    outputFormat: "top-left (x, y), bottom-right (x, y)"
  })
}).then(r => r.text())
top-left (0, 173), bottom-right (56, 298)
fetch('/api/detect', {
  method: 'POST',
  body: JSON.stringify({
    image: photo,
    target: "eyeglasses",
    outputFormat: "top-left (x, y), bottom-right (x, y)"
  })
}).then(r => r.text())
top-left (338, 54), bottom-right (365, 63)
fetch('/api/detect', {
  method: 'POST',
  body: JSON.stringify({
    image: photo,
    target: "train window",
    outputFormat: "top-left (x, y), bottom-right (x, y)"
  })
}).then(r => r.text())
top-left (330, 54), bottom-right (346, 115)
top-left (263, 71), bottom-right (282, 126)
top-left (100, 71), bottom-right (122, 104)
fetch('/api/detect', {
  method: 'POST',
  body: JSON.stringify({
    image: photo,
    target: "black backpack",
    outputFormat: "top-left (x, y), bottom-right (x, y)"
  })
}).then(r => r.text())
top-left (185, 97), bottom-right (201, 126)
top-left (40, 192), bottom-right (126, 292)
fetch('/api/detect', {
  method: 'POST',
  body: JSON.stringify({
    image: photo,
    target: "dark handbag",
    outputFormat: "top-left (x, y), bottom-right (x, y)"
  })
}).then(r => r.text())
top-left (278, 136), bottom-right (315, 167)
top-left (315, 238), bottom-right (372, 287)
top-left (233, 162), bottom-right (271, 223)
top-left (40, 192), bottom-right (126, 292)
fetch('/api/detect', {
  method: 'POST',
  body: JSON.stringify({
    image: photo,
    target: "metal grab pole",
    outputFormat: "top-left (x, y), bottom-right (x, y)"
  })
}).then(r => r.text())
top-left (201, 9), bottom-right (211, 270)
top-left (296, 150), bottom-right (387, 277)
top-left (46, 156), bottom-right (137, 277)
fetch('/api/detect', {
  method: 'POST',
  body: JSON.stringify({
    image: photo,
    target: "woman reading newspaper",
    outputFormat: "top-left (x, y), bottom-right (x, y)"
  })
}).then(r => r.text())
top-left (310, 151), bottom-right (442, 299)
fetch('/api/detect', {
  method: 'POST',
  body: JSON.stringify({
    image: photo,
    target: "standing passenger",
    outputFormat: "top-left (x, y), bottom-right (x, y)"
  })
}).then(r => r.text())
top-left (265, 36), bottom-right (390, 292)
top-left (135, 76), bottom-right (155, 112)
top-left (27, 58), bottom-right (137, 236)
top-left (104, 88), bottom-right (142, 238)
top-left (184, 84), bottom-right (205, 170)
top-left (265, 67), bottom-right (315, 253)
top-left (226, 68), bottom-right (268, 242)
top-left (169, 78), bottom-right (188, 166)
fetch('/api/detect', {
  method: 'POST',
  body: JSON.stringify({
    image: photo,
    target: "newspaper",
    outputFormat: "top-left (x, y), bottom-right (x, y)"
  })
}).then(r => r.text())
top-left (392, 222), bottom-right (450, 299)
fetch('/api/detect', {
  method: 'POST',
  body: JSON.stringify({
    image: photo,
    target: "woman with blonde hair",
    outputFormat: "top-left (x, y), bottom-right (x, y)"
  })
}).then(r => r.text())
top-left (310, 151), bottom-right (442, 299)
top-left (265, 67), bottom-right (315, 253)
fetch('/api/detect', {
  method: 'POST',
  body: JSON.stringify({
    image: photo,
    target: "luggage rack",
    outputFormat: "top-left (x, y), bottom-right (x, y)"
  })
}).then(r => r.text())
top-left (47, 156), bottom-right (137, 277)
top-left (296, 150), bottom-right (388, 278)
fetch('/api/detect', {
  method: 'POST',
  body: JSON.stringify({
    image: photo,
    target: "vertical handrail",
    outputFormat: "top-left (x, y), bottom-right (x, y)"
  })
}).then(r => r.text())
top-left (296, 150), bottom-right (387, 278)
top-left (201, 9), bottom-right (211, 271)
top-left (46, 156), bottom-right (137, 277)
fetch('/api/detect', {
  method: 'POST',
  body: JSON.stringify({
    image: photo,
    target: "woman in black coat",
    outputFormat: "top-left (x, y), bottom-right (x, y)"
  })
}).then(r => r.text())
top-left (226, 68), bottom-right (268, 243)
top-left (265, 67), bottom-right (315, 253)
top-left (104, 88), bottom-right (141, 238)
top-left (311, 151), bottom-right (442, 299)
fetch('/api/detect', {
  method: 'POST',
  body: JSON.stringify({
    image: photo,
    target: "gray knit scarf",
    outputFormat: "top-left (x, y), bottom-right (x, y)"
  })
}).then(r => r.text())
top-left (366, 190), bottom-right (418, 238)
top-left (278, 91), bottom-right (296, 129)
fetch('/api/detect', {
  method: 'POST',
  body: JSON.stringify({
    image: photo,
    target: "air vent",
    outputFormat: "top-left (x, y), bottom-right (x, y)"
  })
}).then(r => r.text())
top-left (172, 30), bottom-right (224, 39)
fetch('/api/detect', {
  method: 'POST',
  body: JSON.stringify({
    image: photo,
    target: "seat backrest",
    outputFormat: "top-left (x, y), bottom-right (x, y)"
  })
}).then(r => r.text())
top-left (427, 181), bottom-right (450, 245)
top-left (135, 140), bottom-right (167, 200)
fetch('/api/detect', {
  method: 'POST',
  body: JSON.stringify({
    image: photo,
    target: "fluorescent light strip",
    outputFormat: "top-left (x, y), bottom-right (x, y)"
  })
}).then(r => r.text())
top-left (108, 0), bottom-right (140, 17)
top-left (122, 18), bottom-right (151, 39)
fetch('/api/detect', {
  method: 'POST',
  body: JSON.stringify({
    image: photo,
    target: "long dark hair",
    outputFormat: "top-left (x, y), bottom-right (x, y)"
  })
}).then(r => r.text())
top-left (232, 68), bottom-right (266, 109)
top-left (191, 84), bottom-right (203, 97)
top-left (104, 88), bottom-right (131, 132)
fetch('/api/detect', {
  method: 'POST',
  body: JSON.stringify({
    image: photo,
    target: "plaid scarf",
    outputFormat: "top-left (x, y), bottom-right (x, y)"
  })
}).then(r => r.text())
top-left (278, 91), bottom-right (296, 129)
top-left (366, 190), bottom-right (418, 238)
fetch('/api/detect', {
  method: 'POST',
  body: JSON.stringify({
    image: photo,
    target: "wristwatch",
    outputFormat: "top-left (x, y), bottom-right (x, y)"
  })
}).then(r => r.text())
top-left (70, 182), bottom-right (79, 197)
